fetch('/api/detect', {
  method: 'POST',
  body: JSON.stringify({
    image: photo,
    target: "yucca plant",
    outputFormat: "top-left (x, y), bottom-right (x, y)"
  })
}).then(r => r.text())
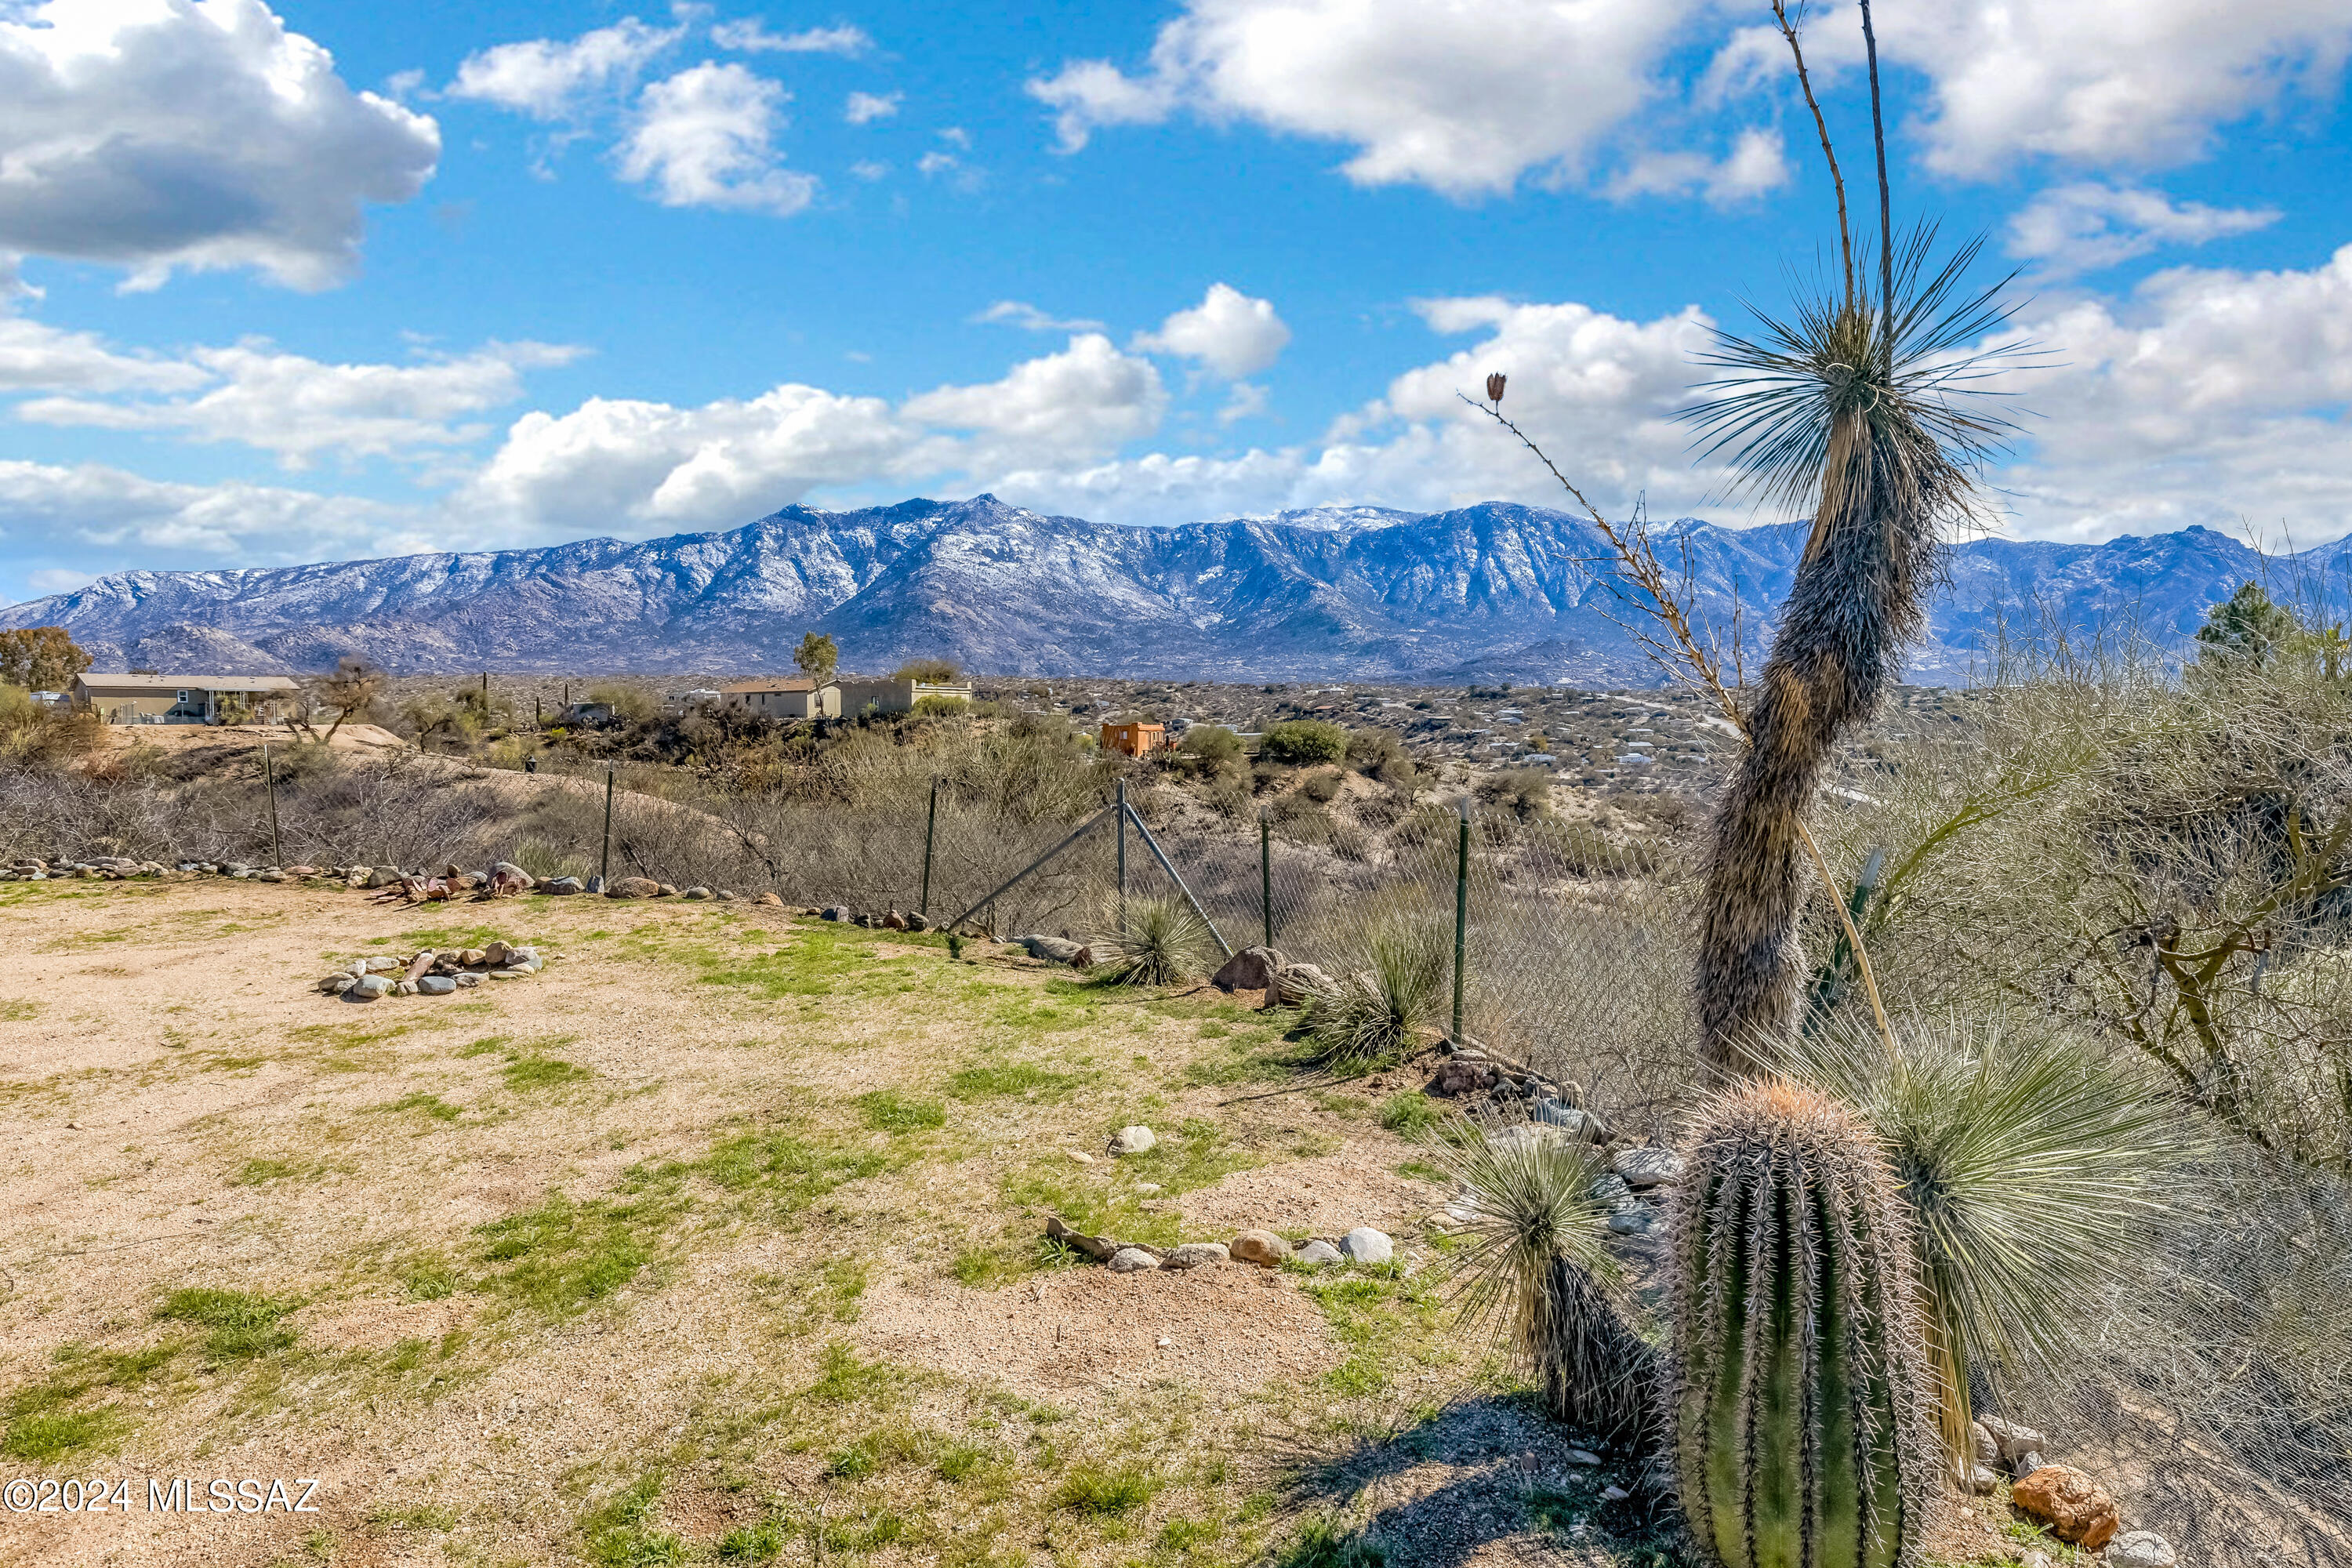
top-left (1305, 919), bottom-right (1446, 1071)
top-left (1668, 1078), bottom-right (1937, 1567)
top-left (1086, 894), bottom-right (1214, 988)
top-left (1768, 1013), bottom-right (2193, 1469)
top-left (1430, 1117), bottom-right (1657, 1442)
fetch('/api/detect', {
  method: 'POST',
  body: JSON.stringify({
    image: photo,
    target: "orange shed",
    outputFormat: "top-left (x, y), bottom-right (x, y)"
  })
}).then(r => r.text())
top-left (1101, 720), bottom-right (1169, 757)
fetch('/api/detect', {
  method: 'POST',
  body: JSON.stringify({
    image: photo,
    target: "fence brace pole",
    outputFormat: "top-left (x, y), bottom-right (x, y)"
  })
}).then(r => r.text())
top-left (263, 744), bottom-right (283, 869)
top-left (920, 778), bottom-right (940, 918)
top-left (940, 804), bottom-right (1120, 935)
top-left (1123, 804), bottom-right (1234, 960)
top-left (1260, 815), bottom-right (1273, 949)
top-left (1452, 797), bottom-right (1469, 1044)
top-left (600, 768), bottom-right (615, 887)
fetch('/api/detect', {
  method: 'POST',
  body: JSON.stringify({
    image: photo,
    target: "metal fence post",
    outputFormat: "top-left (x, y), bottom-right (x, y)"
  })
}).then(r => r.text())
top-left (1116, 777), bottom-right (1127, 922)
top-left (1453, 797), bottom-right (1470, 1044)
top-left (1260, 815), bottom-right (1273, 949)
top-left (600, 768), bottom-right (615, 887)
top-left (263, 744), bottom-right (283, 869)
top-left (920, 778), bottom-right (939, 918)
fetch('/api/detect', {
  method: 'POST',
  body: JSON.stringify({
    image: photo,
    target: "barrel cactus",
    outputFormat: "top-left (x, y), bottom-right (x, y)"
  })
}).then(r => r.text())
top-left (1666, 1080), bottom-right (1936, 1568)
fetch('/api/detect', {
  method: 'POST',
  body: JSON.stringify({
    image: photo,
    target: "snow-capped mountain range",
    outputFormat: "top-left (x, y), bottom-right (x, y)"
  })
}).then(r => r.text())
top-left (1, 495), bottom-right (2319, 684)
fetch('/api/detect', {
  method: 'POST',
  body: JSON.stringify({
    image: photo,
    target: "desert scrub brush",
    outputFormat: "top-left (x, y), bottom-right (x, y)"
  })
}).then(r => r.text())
top-left (1086, 895), bottom-right (1214, 987)
top-left (1668, 1079), bottom-right (1937, 1568)
top-left (1769, 1012), bottom-right (2191, 1470)
top-left (1432, 1119), bottom-right (1657, 1443)
top-left (1305, 918), bottom-right (1446, 1072)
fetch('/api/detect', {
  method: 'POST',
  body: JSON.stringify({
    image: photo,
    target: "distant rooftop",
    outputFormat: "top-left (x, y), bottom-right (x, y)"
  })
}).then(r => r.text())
top-left (76, 673), bottom-right (299, 693)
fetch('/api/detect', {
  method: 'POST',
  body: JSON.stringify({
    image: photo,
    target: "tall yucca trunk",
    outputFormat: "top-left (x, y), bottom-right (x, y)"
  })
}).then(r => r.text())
top-left (1697, 406), bottom-right (1935, 1073)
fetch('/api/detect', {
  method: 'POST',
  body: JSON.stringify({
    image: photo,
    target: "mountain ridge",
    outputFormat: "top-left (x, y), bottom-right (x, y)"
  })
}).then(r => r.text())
top-left (1, 495), bottom-right (2314, 684)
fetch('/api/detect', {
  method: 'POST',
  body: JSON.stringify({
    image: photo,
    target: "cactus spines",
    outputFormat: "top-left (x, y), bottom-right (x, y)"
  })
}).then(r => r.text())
top-left (1667, 1081), bottom-right (1936, 1568)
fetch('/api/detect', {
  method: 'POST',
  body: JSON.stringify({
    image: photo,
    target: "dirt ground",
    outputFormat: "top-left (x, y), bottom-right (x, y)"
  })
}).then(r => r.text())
top-left (0, 875), bottom-right (1688, 1568)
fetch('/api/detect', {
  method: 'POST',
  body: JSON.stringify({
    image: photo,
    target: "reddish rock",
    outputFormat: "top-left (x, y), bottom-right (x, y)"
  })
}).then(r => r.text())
top-left (2011, 1466), bottom-right (2120, 1550)
top-left (1212, 946), bottom-right (1285, 992)
top-left (608, 877), bottom-right (662, 899)
top-left (1229, 1229), bottom-right (1291, 1267)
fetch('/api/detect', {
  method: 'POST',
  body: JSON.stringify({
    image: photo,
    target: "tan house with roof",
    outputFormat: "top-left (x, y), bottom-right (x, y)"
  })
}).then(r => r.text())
top-left (720, 677), bottom-right (840, 719)
top-left (71, 673), bottom-right (301, 724)
top-left (835, 677), bottom-right (974, 716)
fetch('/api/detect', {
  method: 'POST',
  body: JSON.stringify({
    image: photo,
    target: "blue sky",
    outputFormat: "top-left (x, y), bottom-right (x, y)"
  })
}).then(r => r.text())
top-left (2, 0), bottom-right (2350, 603)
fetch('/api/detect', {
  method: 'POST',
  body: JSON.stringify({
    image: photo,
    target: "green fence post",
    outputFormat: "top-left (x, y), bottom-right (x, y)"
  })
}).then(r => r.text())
top-left (1260, 815), bottom-right (1273, 949)
top-left (1452, 797), bottom-right (1469, 1044)
top-left (920, 778), bottom-right (939, 918)
top-left (1116, 777), bottom-right (1128, 923)
top-left (263, 744), bottom-right (283, 869)
top-left (600, 768), bottom-right (615, 887)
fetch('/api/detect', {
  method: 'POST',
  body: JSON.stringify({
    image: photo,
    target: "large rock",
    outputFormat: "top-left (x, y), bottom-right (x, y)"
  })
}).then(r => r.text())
top-left (1613, 1146), bottom-right (1686, 1187)
top-left (543, 876), bottom-right (584, 895)
top-left (416, 975), bottom-right (458, 996)
top-left (1980, 1415), bottom-right (2053, 1466)
top-left (1267, 962), bottom-right (1331, 1006)
top-left (2108, 1532), bottom-right (2176, 1568)
top-left (1295, 1240), bottom-right (1344, 1268)
top-left (492, 862), bottom-right (535, 887)
top-left (1016, 934), bottom-right (1083, 963)
top-left (1108, 1125), bottom-right (1156, 1156)
top-left (1163, 1243), bottom-right (1229, 1270)
top-left (1211, 946), bottom-right (1285, 993)
top-left (347, 974), bottom-right (393, 1001)
top-left (2010, 1466), bottom-right (2120, 1551)
top-left (1107, 1247), bottom-right (1160, 1273)
top-left (1428, 1057), bottom-right (1497, 1096)
top-left (1339, 1227), bottom-right (1393, 1265)
top-left (608, 876), bottom-right (662, 899)
top-left (1229, 1229), bottom-right (1290, 1267)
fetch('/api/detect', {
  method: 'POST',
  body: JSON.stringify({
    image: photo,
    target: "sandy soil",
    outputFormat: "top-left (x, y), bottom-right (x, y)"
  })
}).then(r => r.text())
top-left (2, 876), bottom-right (1625, 1567)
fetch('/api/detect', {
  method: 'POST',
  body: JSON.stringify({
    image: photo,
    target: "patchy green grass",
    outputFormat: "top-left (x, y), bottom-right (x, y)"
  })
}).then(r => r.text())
top-left (1377, 1091), bottom-right (1446, 1137)
top-left (580, 1472), bottom-right (684, 1566)
top-left (698, 1125), bottom-right (904, 1214)
top-left (1054, 1460), bottom-right (1162, 1516)
top-left (2, 1403), bottom-right (121, 1461)
top-left (503, 1054), bottom-right (592, 1091)
top-left (475, 1195), bottom-right (662, 1315)
top-left (946, 1062), bottom-right (1087, 1101)
top-left (371, 1090), bottom-right (463, 1122)
top-left (231, 1156), bottom-right (323, 1185)
top-left (855, 1088), bottom-right (946, 1133)
top-left (1298, 1268), bottom-right (1447, 1399)
top-left (159, 1287), bottom-right (299, 1359)
top-left (0, 998), bottom-right (42, 1021)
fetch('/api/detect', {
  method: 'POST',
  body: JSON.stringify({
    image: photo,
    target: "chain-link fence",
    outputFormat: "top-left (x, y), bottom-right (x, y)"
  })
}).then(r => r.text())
top-left (6, 746), bottom-right (2347, 1565)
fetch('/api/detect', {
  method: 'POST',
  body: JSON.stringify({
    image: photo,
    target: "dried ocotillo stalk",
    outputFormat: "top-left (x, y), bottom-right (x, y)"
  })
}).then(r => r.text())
top-left (1667, 1080), bottom-right (1937, 1568)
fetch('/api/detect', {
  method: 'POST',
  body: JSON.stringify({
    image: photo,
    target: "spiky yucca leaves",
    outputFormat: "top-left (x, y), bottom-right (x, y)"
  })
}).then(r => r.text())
top-left (1768, 1014), bottom-right (2190, 1470)
top-left (1683, 231), bottom-right (2020, 1073)
top-left (1087, 895), bottom-right (1214, 987)
top-left (1305, 919), bottom-right (1446, 1071)
top-left (1669, 1080), bottom-right (1937, 1568)
top-left (1434, 1121), bottom-right (1658, 1443)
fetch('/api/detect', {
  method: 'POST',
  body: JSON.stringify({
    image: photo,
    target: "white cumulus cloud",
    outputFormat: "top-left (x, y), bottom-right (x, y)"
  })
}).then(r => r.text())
top-left (0, 0), bottom-right (439, 291)
top-left (618, 63), bottom-right (818, 215)
top-left (1027, 0), bottom-right (1707, 196)
top-left (711, 20), bottom-right (870, 56)
top-left (1134, 284), bottom-right (1291, 378)
top-left (844, 90), bottom-right (901, 125)
top-left (0, 458), bottom-right (418, 566)
top-left (447, 16), bottom-right (681, 119)
top-left (17, 339), bottom-right (583, 469)
top-left (976, 301), bottom-right (1107, 332)
top-left (2007, 183), bottom-right (2281, 274)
